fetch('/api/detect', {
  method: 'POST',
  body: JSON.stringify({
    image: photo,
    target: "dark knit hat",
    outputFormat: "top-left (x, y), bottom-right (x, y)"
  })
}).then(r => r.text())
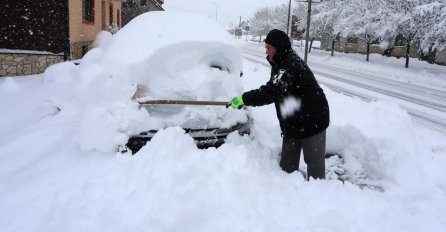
top-left (264, 29), bottom-right (291, 53)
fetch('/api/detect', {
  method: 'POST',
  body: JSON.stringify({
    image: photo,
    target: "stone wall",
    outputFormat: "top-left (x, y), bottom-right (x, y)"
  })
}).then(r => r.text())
top-left (0, 52), bottom-right (63, 77)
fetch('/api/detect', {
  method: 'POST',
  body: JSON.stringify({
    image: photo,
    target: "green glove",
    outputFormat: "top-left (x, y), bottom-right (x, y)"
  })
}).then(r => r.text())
top-left (226, 96), bottom-right (244, 109)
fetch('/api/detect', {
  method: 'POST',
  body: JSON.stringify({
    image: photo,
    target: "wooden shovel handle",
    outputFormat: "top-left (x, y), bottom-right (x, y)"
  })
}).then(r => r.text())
top-left (138, 100), bottom-right (227, 106)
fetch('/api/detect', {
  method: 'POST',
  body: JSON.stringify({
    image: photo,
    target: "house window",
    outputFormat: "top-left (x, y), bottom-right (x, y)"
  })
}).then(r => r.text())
top-left (101, 1), bottom-right (106, 29)
top-left (394, 34), bottom-right (405, 46)
top-left (117, 10), bottom-right (120, 27)
top-left (347, 37), bottom-right (358, 44)
top-left (82, 0), bottom-right (94, 23)
top-left (109, 4), bottom-right (113, 25)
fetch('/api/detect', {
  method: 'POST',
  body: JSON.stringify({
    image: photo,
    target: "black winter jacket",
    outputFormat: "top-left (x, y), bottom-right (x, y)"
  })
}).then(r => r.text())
top-left (242, 49), bottom-right (330, 138)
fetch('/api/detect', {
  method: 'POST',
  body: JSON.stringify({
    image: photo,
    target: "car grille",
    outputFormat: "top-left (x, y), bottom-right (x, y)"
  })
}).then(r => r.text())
top-left (123, 121), bottom-right (251, 154)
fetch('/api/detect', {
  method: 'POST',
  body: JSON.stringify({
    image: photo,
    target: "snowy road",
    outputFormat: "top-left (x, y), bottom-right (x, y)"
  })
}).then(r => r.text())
top-left (241, 43), bottom-right (446, 134)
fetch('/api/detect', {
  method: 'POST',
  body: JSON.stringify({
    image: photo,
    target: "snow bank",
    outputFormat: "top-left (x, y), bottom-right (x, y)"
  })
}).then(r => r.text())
top-left (92, 31), bottom-right (113, 51)
top-left (0, 77), bottom-right (20, 92)
top-left (321, 86), bottom-right (445, 193)
top-left (44, 58), bottom-right (153, 152)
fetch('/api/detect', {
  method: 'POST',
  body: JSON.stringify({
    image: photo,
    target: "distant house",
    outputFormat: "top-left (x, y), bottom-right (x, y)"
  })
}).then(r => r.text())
top-left (0, 0), bottom-right (123, 77)
top-left (122, 0), bottom-right (164, 26)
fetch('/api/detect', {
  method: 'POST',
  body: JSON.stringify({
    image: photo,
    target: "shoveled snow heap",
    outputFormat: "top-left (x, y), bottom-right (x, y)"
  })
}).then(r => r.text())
top-left (43, 11), bottom-right (247, 152)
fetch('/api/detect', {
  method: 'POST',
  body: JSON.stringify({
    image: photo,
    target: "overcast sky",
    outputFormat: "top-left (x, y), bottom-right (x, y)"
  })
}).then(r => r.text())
top-left (163, 0), bottom-right (287, 28)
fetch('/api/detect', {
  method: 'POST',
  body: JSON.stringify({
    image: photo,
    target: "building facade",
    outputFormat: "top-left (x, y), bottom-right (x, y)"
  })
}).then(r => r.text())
top-left (69, 0), bottom-right (123, 60)
top-left (0, 0), bottom-right (123, 77)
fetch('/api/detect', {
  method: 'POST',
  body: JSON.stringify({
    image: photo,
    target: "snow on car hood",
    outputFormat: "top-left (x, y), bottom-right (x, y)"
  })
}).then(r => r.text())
top-left (103, 11), bottom-right (242, 71)
top-left (43, 11), bottom-right (248, 152)
top-left (102, 11), bottom-right (243, 101)
top-left (101, 11), bottom-right (248, 129)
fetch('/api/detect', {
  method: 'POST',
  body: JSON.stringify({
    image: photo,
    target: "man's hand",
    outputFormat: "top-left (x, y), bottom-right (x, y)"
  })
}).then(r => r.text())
top-left (226, 96), bottom-right (244, 109)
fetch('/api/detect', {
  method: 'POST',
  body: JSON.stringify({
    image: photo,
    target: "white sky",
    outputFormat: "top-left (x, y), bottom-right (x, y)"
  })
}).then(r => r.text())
top-left (163, 0), bottom-right (287, 28)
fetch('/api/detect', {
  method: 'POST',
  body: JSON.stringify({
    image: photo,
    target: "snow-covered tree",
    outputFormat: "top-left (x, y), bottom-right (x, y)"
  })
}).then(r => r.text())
top-left (311, 0), bottom-right (345, 56)
top-left (339, 0), bottom-right (389, 62)
top-left (415, 2), bottom-right (446, 52)
top-left (249, 7), bottom-right (273, 43)
top-left (294, 2), bottom-right (319, 52)
top-left (270, 4), bottom-right (289, 32)
top-left (386, 0), bottom-right (432, 68)
top-left (292, 2), bottom-right (308, 37)
top-left (250, 0), bottom-right (444, 66)
top-left (249, 4), bottom-right (292, 42)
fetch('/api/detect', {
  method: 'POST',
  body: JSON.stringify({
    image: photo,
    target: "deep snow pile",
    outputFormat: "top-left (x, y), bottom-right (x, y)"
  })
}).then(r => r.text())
top-left (42, 11), bottom-right (247, 152)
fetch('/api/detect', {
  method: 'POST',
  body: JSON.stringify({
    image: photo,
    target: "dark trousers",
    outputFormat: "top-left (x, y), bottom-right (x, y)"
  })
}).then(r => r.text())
top-left (279, 130), bottom-right (326, 179)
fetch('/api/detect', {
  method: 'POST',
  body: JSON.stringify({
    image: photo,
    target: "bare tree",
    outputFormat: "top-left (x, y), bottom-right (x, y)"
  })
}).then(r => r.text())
top-left (250, 7), bottom-right (273, 43)
top-left (270, 4), bottom-right (289, 32)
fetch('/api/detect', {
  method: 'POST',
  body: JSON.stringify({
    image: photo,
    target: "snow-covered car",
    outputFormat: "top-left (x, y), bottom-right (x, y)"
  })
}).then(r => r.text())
top-left (101, 11), bottom-right (251, 153)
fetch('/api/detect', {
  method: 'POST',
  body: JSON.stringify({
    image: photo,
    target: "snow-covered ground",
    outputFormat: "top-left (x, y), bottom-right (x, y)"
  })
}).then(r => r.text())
top-left (1, 12), bottom-right (446, 232)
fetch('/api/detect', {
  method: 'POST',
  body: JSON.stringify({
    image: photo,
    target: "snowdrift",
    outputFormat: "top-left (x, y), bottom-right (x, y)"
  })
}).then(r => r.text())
top-left (43, 11), bottom-right (247, 152)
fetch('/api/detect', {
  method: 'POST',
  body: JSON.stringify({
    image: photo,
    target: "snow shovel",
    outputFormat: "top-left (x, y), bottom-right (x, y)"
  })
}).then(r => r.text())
top-left (137, 100), bottom-right (227, 106)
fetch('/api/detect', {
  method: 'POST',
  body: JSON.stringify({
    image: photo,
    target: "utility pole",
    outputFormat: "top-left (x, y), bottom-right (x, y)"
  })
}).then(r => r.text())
top-left (287, 0), bottom-right (292, 37)
top-left (296, 0), bottom-right (319, 63)
top-left (304, 0), bottom-right (313, 64)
